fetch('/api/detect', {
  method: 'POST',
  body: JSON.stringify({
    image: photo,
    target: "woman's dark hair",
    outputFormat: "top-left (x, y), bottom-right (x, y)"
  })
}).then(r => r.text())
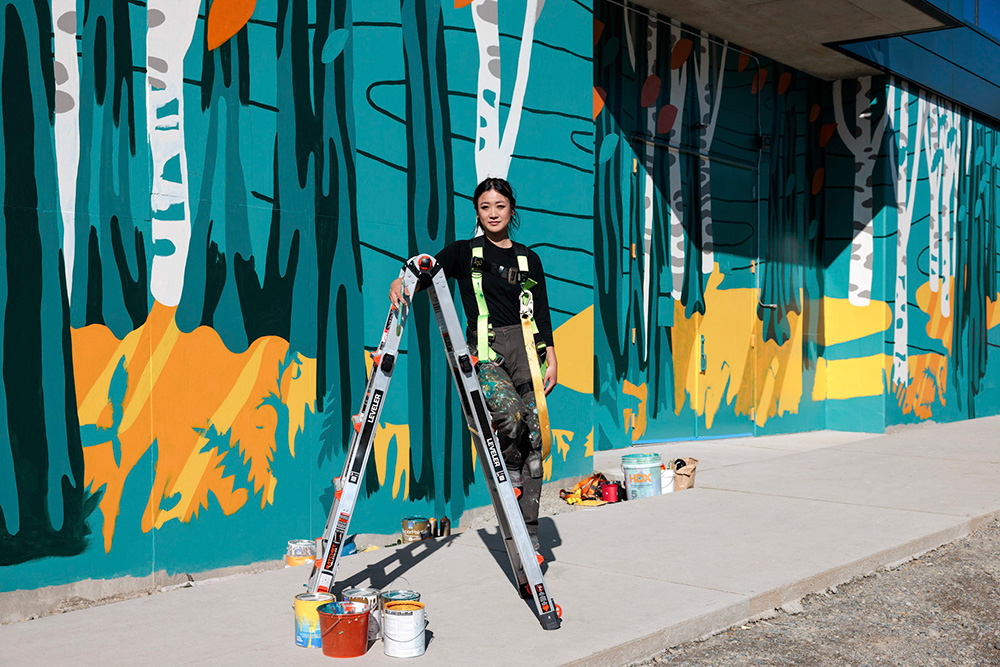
top-left (473, 177), bottom-right (520, 232)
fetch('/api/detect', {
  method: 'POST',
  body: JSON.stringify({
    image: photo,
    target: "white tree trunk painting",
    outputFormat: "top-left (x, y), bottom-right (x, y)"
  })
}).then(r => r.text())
top-left (53, 0), bottom-right (80, 303)
top-left (470, 0), bottom-right (538, 182)
top-left (146, 0), bottom-right (201, 307)
top-left (667, 20), bottom-right (687, 300)
top-left (693, 30), bottom-right (727, 274)
top-left (926, 102), bottom-right (942, 295)
top-left (890, 82), bottom-right (926, 388)
top-left (640, 16), bottom-right (657, 360)
top-left (939, 106), bottom-right (960, 318)
top-left (833, 77), bottom-right (888, 307)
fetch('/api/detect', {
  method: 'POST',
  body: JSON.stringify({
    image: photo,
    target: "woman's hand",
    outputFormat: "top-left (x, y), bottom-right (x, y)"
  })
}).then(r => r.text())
top-left (389, 277), bottom-right (408, 308)
top-left (543, 346), bottom-right (558, 395)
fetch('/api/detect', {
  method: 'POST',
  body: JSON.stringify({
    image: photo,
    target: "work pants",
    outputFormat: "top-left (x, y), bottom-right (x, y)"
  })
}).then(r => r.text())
top-left (473, 325), bottom-right (543, 546)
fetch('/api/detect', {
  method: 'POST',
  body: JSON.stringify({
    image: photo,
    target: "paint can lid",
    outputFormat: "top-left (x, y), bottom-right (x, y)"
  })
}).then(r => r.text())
top-left (622, 453), bottom-right (661, 466)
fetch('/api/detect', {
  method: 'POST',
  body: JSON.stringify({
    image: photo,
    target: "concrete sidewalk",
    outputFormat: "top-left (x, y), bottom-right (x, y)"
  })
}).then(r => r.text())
top-left (2, 419), bottom-right (999, 666)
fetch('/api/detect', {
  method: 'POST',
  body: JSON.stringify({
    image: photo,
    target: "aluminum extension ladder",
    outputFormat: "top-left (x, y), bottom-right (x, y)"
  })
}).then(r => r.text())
top-left (306, 254), bottom-right (561, 631)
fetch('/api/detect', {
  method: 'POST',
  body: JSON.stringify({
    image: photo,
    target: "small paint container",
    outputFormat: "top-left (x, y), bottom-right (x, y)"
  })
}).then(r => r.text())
top-left (294, 592), bottom-right (334, 648)
top-left (343, 586), bottom-right (381, 640)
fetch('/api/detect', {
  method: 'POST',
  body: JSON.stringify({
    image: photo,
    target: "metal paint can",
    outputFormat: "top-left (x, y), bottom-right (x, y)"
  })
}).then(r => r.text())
top-left (286, 539), bottom-right (317, 567)
top-left (401, 516), bottom-right (429, 543)
top-left (294, 592), bottom-right (334, 648)
top-left (382, 601), bottom-right (427, 658)
top-left (343, 586), bottom-right (381, 641)
top-left (380, 588), bottom-right (420, 613)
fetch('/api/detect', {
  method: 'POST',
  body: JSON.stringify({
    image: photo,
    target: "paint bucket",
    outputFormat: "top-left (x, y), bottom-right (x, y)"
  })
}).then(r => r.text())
top-left (382, 601), bottom-right (427, 658)
top-left (293, 592), bottom-right (334, 648)
top-left (343, 586), bottom-right (381, 641)
top-left (601, 482), bottom-right (618, 503)
top-left (401, 516), bottom-right (429, 543)
top-left (286, 539), bottom-right (316, 566)
top-left (621, 453), bottom-right (662, 499)
top-left (318, 601), bottom-right (370, 658)
top-left (380, 588), bottom-right (421, 614)
top-left (660, 464), bottom-right (675, 494)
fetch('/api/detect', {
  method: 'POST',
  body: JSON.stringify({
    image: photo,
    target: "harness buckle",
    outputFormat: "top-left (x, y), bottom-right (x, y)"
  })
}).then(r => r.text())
top-left (471, 256), bottom-right (486, 272)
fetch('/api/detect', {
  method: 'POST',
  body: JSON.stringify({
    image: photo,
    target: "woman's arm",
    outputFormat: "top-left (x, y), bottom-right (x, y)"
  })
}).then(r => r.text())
top-left (543, 346), bottom-right (557, 395)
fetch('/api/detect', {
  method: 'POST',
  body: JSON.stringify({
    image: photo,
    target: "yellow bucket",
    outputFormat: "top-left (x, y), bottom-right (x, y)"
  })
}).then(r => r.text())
top-left (294, 592), bottom-right (333, 648)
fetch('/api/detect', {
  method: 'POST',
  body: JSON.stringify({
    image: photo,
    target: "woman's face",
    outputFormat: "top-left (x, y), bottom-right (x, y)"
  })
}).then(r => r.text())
top-left (476, 189), bottom-right (512, 236)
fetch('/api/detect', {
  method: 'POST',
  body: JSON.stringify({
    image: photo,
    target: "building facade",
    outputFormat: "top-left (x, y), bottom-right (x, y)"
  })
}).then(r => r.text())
top-left (2, 0), bottom-right (998, 609)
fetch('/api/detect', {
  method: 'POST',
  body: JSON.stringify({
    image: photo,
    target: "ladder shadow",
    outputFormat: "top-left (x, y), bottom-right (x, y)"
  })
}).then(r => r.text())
top-left (476, 516), bottom-right (562, 605)
top-left (334, 535), bottom-right (461, 592)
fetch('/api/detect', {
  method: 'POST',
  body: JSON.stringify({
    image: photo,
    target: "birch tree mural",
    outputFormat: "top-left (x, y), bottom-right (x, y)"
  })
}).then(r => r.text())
top-left (693, 30), bottom-right (727, 274)
top-left (667, 20), bottom-right (688, 300)
top-left (146, 0), bottom-right (201, 307)
top-left (53, 0), bottom-right (79, 303)
top-left (890, 81), bottom-right (925, 388)
top-left (469, 0), bottom-right (539, 180)
top-left (833, 76), bottom-right (887, 307)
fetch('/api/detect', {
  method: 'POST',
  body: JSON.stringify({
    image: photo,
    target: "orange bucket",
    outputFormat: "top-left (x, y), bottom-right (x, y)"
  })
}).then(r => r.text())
top-left (317, 601), bottom-right (370, 658)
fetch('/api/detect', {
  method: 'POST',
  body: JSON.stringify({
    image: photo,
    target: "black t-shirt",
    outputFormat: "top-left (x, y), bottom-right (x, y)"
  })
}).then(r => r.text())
top-left (435, 238), bottom-right (554, 347)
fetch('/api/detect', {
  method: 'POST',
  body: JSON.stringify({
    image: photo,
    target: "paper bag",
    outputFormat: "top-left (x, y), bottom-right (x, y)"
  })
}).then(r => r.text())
top-left (672, 457), bottom-right (698, 490)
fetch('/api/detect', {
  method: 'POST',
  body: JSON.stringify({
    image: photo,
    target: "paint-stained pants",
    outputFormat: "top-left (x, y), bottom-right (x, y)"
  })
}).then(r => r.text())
top-left (475, 325), bottom-right (543, 546)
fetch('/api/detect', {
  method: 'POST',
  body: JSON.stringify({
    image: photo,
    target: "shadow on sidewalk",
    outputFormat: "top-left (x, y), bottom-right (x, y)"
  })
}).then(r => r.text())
top-left (334, 535), bottom-right (460, 592)
top-left (476, 516), bottom-right (562, 602)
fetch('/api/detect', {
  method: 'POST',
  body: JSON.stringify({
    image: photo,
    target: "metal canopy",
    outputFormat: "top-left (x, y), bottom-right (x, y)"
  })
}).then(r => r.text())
top-left (620, 0), bottom-right (948, 80)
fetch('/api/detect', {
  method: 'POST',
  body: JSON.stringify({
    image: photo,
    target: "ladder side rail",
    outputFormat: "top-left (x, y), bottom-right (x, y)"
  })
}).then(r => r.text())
top-left (307, 265), bottom-right (419, 593)
top-left (424, 264), bottom-right (560, 628)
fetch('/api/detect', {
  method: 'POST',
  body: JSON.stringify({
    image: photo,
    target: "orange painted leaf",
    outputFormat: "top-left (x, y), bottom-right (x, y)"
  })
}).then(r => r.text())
top-left (594, 19), bottom-right (605, 46)
top-left (819, 123), bottom-right (838, 147)
top-left (656, 104), bottom-right (678, 134)
top-left (751, 69), bottom-right (768, 94)
top-left (593, 87), bottom-right (606, 120)
top-left (738, 49), bottom-right (752, 72)
top-left (207, 0), bottom-right (257, 51)
top-left (809, 103), bottom-right (821, 122)
top-left (456, 0), bottom-right (475, 7)
top-left (811, 168), bottom-right (825, 195)
top-left (671, 38), bottom-right (693, 70)
top-left (640, 75), bottom-right (660, 107)
top-left (777, 72), bottom-right (792, 95)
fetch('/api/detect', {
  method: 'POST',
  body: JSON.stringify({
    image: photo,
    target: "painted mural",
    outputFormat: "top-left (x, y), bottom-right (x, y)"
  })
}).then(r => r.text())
top-left (594, 0), bottom-right (1000, 450)
top-left (0, 0), bottom-right (594, 592)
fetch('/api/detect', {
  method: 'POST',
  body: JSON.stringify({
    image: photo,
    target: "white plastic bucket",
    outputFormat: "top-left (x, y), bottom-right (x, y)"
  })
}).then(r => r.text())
top-left (660, 465), bottom-right (675, 494)
top-left (621, 453), bottom-right (662, 499)
top-left (382, 601), bottom-right (427, 658)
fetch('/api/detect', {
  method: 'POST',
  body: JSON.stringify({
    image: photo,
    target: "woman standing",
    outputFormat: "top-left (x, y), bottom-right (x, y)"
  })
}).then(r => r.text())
top-left (390, 178), bottom-right (556, 558)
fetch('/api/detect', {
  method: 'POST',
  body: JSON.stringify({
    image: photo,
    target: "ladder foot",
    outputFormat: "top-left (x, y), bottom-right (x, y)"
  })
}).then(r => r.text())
top-left (538, 610), bottom-right (561, 630)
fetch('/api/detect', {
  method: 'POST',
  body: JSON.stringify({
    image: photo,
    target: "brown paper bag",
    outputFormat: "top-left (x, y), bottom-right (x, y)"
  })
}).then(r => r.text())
top-left (672, 457), bottom-right (698, 490)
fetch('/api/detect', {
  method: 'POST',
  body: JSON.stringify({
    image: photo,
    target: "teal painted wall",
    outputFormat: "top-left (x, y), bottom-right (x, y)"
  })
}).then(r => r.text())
top-left (0, 0), bottom-right (595, 594)
top-left (594, 1), bottom-right (1000, 446)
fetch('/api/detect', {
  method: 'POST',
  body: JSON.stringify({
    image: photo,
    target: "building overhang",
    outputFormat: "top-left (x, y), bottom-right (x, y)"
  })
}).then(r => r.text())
top-left (622, 0), bottom-right (952, 81)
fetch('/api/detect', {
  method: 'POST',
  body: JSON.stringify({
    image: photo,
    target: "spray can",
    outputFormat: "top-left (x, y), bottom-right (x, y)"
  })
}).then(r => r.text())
top-left (439, 516), bottom-right (451, 537)
top-left (428, 517), bottom-right (437, 538)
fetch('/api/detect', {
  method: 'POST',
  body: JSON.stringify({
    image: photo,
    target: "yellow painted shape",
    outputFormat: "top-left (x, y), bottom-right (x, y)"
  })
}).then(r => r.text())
top-left (553, 429), bottom-right (573, 460)
top-left (583, 428), bottom-right (593, 458)
top-left (916, 280), bottom-right (953, 353)
top-left (552, 306), bottom-right (594, 394)
top-left (825, 354), bottom-right (890, 400)
top-left (893, 353), bottom-right (948, 419)
top-left (812, 358), bottom-right (827, 401)
top-left (77, 329), bottom-right (142, 423)
top-left (148, 338), bottom-right (273, 529)
top-left (120, 314), bottom-right (181, 433)
top-left (622, 380), bottom-right (647, 441)
top-left (283, 355), bottom-right (316, 457)
top-left (75, 302), bottom-right (317, 552)
top-left (372, 422), bottom-right (410, 500)
top-left (821, 297), bottom-right (891, 347)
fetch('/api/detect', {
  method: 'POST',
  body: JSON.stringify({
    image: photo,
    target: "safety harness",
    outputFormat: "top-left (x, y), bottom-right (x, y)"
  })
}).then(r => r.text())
top-left (470, 236), bottom-right (552, 461)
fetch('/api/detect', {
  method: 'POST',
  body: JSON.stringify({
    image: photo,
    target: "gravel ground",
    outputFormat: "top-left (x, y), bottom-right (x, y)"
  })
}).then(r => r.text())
top-left (634, 519), bottom-right (1000, 667)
